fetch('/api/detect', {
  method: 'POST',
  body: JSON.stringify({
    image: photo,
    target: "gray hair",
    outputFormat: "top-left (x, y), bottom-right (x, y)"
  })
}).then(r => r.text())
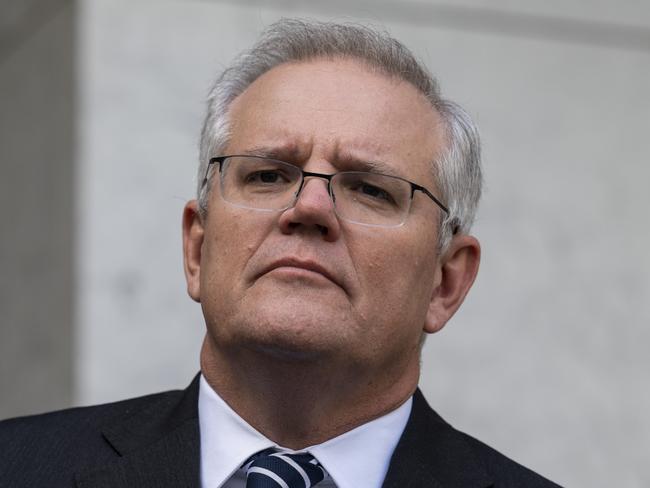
top-left (198, 18), bottom-right (482, 250)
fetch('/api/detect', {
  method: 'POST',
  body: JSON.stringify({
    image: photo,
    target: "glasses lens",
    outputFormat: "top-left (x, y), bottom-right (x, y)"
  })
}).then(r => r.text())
top-left (332, 172), bottom-right (411, 227)
top-left (220, 156), bottom-right (302, 210)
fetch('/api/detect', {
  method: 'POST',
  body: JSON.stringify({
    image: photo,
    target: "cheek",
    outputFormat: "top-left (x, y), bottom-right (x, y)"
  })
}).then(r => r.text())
top-left (355, 230), bottom-right (438, 312)
top-left (345, 233), bottom-right (437, 363)
top-left (199, 209), bottom-right (273, 298)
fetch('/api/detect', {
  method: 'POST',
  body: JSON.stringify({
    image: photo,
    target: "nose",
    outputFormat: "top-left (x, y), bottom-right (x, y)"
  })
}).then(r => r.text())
top-left (277, 177), bottom-right (341, 241)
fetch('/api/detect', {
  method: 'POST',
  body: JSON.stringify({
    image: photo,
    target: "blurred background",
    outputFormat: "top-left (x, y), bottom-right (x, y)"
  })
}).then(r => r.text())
top-left (1, 0), bottom-right (649, 486)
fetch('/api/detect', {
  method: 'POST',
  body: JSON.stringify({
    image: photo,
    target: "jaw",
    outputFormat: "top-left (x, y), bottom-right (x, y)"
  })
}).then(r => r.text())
top-left (199, 332), bottom-right (422, 449)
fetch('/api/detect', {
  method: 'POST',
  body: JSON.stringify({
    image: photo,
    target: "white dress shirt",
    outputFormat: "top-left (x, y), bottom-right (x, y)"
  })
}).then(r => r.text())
top-left (198, 374), bottom-right (412, 488)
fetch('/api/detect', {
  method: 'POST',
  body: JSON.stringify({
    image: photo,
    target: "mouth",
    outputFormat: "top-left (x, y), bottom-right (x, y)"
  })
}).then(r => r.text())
top-left (259, 258), bottom-right (341, 288)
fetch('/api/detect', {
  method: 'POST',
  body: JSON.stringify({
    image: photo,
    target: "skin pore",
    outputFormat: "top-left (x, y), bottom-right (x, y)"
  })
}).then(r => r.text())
top-left (183, 58), bottom-right (480, 448)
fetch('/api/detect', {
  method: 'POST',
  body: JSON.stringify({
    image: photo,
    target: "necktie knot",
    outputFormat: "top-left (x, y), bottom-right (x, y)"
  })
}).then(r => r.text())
top-left (245, 449), bottom-right (326, 488)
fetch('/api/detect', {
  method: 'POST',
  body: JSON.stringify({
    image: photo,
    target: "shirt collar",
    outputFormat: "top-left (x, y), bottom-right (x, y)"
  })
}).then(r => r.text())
top-left (199, 374), bottom-right (275, 487)
top-left (307, 396), bottom-right (412, 488)
top-left (198, 374), bottom-right (412, 488)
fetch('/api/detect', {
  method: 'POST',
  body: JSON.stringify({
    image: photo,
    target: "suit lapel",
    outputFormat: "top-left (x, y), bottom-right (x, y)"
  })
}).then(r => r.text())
top-left (75, 375), bottom-right (201, 488)
top-left (382, 389), bottom-right (494, 488)
top-left (72, 378), bottom-right (493, 487)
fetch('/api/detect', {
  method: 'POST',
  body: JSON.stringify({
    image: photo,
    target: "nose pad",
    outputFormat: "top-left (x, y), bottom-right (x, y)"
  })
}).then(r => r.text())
top-left (293, 177), bottom-right (334, 209)
top-left (279, 177), bottom-right (341, 241)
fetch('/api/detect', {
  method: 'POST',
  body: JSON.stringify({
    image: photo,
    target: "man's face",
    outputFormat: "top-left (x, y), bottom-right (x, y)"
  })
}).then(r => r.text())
top-left (189, 58), bottom-right (448, 374)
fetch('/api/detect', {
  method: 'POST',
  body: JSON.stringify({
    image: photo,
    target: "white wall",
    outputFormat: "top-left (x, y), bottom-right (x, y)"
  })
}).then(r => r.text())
top-left (72, 1), bottom-right (650, 486)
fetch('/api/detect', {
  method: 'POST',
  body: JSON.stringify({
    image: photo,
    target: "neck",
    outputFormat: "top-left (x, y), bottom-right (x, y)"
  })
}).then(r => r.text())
top-left (200, 335), bottom-right (419, 449)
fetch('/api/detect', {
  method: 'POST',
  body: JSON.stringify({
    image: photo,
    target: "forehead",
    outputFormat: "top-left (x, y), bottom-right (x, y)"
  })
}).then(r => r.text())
top-left (227, 58), bottom-right (445, 182)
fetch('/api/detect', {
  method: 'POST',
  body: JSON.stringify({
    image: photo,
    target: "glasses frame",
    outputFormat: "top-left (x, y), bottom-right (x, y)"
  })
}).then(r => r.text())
top-left (203, 155), bottom-right (450, 225)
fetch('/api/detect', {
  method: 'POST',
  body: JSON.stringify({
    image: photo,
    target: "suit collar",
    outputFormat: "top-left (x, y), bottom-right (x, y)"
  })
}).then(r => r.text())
top-left (72, 379), bottom-right (493, 487)
top-left (382, 389), bottom-right (494, 488)
top-left (75, 375), bottom-right (201, 488)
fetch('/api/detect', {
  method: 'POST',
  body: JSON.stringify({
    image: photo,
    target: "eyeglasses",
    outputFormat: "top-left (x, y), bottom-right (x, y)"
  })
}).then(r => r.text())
top-left (203, 155), bottom-right (449, 228)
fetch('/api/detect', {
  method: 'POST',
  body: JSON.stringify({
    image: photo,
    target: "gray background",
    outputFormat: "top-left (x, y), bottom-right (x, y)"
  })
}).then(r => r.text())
top-left (2, 0), bottom-right (649, 486)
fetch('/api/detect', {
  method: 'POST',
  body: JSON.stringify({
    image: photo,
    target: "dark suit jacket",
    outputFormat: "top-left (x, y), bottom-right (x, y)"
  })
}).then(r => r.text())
top-left (0, 375), bottom-right (561, 487)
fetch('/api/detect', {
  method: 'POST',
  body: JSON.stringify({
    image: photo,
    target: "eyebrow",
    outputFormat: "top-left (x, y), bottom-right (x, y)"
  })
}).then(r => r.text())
top-left (333, 153), bottom-right (402, 178)
top-left (239, 145), bottom-right (402, 178)
top-left (243, 144), bottom-right (309, 162)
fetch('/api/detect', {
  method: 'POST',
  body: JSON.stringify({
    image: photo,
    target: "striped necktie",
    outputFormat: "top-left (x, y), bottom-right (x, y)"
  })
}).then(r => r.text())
top-left (244, 448), bottom-right (326, 488)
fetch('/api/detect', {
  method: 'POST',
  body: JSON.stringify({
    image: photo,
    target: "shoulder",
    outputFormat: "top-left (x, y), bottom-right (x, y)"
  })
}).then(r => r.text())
top-left (455, 428), bottom-right (562, 487)
top-left (0, 389), bottom-right (183, 447)
top-left (384, 389), bottom-right (562, 487)
top-left (0, 389), bottom-right (183, 487)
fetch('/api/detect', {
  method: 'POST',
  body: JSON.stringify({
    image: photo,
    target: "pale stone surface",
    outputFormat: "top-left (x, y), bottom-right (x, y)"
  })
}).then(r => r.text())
top-left (0, 2), bottom-right (74, 419)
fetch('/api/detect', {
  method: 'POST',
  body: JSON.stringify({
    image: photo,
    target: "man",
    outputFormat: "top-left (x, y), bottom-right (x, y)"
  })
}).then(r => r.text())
top-left (1, 19), bottom-right (560, 487)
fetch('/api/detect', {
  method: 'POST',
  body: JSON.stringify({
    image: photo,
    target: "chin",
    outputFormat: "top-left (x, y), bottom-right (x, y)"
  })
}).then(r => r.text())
top-left (244, 339), bottom-right (328, 362)
top-left (234, 308), bottom-right (347, 360)
top-left (204, 294), bottom-right (355, 360)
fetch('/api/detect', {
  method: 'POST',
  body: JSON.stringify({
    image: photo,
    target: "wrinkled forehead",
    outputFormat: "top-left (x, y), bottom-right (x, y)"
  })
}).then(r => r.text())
top-left (226, 58), bottom-right (446, 183)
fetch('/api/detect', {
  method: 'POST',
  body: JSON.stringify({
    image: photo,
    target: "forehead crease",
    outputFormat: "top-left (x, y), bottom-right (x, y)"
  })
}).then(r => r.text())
top-left (244, 139), bottom-right (313, 161)
top-left (331, 135), bottom-right (392, 157)
top-left (228, 122), bottom-right (313, 155)
top-left (234, 127), bottom-right (394, 160)
top-left (332, 144), bottom-right (401, 176)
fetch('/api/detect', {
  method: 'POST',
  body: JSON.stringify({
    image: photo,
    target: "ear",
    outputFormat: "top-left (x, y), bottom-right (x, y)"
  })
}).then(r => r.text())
top-left (182, 200), bottom-right (204, 302)
top-left (424, 234), bottom-right (481, 334)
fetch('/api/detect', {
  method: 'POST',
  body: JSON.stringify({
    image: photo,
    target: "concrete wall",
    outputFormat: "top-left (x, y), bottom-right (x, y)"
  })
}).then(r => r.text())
top-left (0, 1), bottom-right (75, 419)
top-left (2, 0), bottom-right (649, 486)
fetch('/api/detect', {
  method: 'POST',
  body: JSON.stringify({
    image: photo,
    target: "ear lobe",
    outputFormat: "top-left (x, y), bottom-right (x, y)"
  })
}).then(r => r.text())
top-left (423, 235), bottom-right (481, 334)
top-left (182, 200), bottom-right (204, 302)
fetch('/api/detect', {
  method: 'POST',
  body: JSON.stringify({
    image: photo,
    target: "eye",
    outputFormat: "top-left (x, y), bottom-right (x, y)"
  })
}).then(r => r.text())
top-left (358, 183), bottom-right (392, 201)
top-left (334, 172), bottom-right (408, 211)
top-left (245, 169), bottom-right (290, 185)
top-left (346, 178), bottom-right (398, 206)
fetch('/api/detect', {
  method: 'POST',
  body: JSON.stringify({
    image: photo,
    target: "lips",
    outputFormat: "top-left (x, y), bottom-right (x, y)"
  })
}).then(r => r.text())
top-left (259, 257), bottom-right (341, 287)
